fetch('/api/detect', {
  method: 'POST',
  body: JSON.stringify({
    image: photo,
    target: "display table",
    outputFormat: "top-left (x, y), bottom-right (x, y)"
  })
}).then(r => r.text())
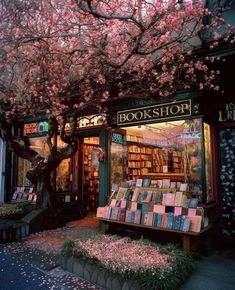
top-left (98, 218), bottom-right (214, 252)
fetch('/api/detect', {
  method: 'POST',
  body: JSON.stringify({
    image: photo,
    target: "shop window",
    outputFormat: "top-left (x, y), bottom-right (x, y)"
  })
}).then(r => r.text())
top-left (56, 137), bottom-right (70, 192)
top-left (111, 118), bottom-right (212, 203)
top-left (17, 137), bottom-right (49, 186)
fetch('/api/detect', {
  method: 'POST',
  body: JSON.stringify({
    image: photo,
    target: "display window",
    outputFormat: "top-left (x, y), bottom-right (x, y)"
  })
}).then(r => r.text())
top-left (17, 137), bottom-right (50, 186)
top-left (56, 137), bottom-right (70, 192)
top-left (111, 118), bottom-right (214, 203)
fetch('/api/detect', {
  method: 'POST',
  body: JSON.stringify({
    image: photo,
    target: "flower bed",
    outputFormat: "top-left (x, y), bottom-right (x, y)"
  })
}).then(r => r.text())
top-left (61, 234), bottom-right (194, 290)
top-left (0, 202), bottom-right (34, 219)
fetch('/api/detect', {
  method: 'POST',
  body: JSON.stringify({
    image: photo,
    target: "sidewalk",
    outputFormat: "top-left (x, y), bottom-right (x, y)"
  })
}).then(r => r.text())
top-left (2, 217), bottom-right (235, 290)
top-left (181, 249), bottom-right (235, 290)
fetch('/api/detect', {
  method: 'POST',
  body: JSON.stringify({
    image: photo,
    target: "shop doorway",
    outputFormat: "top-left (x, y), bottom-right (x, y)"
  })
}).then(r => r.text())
top-left (78, 137), bottom-right (100, 215)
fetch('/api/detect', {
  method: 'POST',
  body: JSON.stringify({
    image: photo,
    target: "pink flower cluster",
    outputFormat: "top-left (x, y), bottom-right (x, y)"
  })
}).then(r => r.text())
top-left (74, 235), bottom-right (172, 274)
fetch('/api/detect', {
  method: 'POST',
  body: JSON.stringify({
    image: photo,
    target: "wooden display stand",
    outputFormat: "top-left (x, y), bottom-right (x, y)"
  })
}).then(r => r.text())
top-left (99, 217), bottom-right (213, 252)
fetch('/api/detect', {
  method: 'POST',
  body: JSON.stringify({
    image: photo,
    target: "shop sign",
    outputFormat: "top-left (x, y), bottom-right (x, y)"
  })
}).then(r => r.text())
top-left (117, 100), bottom-right (191, 126)
top-left (218, 103), bottom-right (235, 122)
top-left (112, 132), bottom-right (124, 144)
top-left (24, 121), bottom-right (49, 135)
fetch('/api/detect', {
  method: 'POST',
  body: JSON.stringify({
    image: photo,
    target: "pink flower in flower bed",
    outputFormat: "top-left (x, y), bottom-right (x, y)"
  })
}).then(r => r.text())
top-left (74, 235), bottom-right (172, 274)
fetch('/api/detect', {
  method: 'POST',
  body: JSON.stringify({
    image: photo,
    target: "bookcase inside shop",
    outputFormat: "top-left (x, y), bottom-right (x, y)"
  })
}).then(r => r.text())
top-left (127, 142), bottom-right (184, 179)
top-left (83, 144), bottom-right (99, 210)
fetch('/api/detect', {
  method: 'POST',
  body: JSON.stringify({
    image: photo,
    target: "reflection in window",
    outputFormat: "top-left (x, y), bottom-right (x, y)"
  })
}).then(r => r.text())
top-left (17, 137), bottom-right (49, 186)
top-left (56, 137), bottom-right (70, 192)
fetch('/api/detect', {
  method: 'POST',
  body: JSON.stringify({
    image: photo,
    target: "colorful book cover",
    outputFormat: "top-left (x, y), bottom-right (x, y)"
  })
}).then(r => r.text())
top-left (153, 204), bottom-right (165, 214)
top-left (12, 193), bottom-right (18, 200)
top-left (173, 215), bottom-right (182, 230)
top-left (174, 192), bottom-right (183, 206)
top-left (162, 179), bottom-right (171, 188)
top-left (179, 183), bottom-right (188, 192)
top-left (136, 179), bottom-right (143, 187)
top-left (188, 216), bottom-right (202, 233)
top-left (110, 207), bottom-right (119, 220)
top-left (181, 217), bottom-right (191, 232)
top-left (174, 206), bottom-right (183, 216)
top-left (141, 212), bottom-right (148, 225)
top-left (188, 198), bottom-right (199, 208)
top-left (146, 212), bottom-right (154, 226)
top-left (110, 199), bottom-right (118, 207)
top-left (134, 210), bottom-right (141, 224)
top-left (166, 213), bottom-right (174, 229)
top-left (161, 213), bottom-right (167, 228)
top-left (116, 187), bottom-right (129, 200)
top-left (156, 213), bottom-right (163, 228)
top-left (138, 191), bottom-right (148, 203)
top-left (125, 210), bottom-right (132, 223)
top-left (120, 199), bottom-right (127, 208)
top-left (188, 208), bottom-right (196, 217)
top-left (142, 178), bottom-right (151, 187)
top-left (130, 202), bottom-right (138, 211)
top-left (117, 208), bottom-right (126, 221)
top-left (153, 213), bottom-right (158, 227)
top-left (131, 188), bottom-right (141, 202)
top-left (162, 193), bottom-right (174, 206)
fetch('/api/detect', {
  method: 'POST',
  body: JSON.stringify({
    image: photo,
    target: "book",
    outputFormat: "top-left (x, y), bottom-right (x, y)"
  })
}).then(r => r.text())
top-left (131, 188), bottom-right (141, 202)
top-left (162, 193), bottom-right (175, 206)
top-left (156, 180), bottom-right (163, 188)
top-left (174, 206), bottom-right (183, 216)
top-left (120, 199), bottom-right (127, 208)
top-left (179, 183), bottom-right (188, 192)
top-left (65, 195), bottom-right (71, 203)
top-left (170, 182), bottom-right (176, 189)
top-left (181, 217), bottom-right (191, 232)
top-left (152, 191), bottom-right (163, 204)
top-left (141, 212), bottom-right (148, 225)
top-left (96, 207), bottom-right (108, 218)
top-left (27, 194), bottom-right (33, 201)
top-left (153, 213), bottom-right (158, 227)
top-left (188, 208), bottom-right (196, 217)
top-left (188, 216), bottom-right (202, 233)
top-left (174, 192), bottom-right (187, 207)
top-left (142, 178), bottom-right (151, 187)
top-left (146, 212), bottom-right (154, 226)
top-left (136, 179), bottom-right (143, 187)
top-left (153, 204), bottom-right (165, 214)
top-left (150, 180), bottom-right (158, 187)
top-left (166, 213), bottom-right (174, 229)
top-left (138, 190), bottom-right (152, 203)
top-left (125, 210), bottom-right (132, 223)
top-left (117, 208), bottom-right (126, 221)
top-left (12, 193), bottom-right (18, 200)
top-left (156, 213), bottom-right (163, 228)
top-left (116, 187), bottom-right (129, 200)
top-left (161, 213), bottom-right (167, 228)
top-left (110, 207), bottom-right (119, 220)
top-left (130, 201), bottom-right (138, 211)
top-left (173, 215), bottom-right (182, 230)
top-left (110, 199), bottom-right (118, 207)
top-left (188, 198), bottom-right (199, 208)
top-left (162, 179), bottom-right (171, 188)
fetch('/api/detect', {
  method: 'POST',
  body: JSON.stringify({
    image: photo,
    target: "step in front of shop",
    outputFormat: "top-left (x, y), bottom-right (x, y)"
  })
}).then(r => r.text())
top-left (0, 220), bottom-right (29, 243)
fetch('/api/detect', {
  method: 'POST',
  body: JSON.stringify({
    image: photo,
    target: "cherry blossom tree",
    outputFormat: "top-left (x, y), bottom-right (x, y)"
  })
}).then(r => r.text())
top-left (0, 0), bottom-right (234, 208)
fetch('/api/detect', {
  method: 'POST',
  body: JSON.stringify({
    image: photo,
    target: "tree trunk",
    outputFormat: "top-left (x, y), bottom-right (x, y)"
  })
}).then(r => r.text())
top-left (34, 174), bottom-right (54, 208)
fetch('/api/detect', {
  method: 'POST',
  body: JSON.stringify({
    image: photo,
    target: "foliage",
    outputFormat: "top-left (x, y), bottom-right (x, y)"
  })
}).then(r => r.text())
top-left (71, 234), bottom-right (195, 290)
top-left (0, 202), bottom-right (33, 218)
top-left (61, 239), bottom-right (75, 257)
top-left (0, 0), bottom-right (234, 208)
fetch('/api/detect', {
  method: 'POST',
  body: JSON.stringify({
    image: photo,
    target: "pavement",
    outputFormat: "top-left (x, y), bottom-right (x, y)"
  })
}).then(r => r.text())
top-left (1, 216), bottom-right (235, 290)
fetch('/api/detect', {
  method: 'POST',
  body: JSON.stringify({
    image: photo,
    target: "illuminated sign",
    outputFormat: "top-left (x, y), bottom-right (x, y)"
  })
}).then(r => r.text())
top-left (117, 100), bottom-right (191, 126)
top-left (24, 121), bottom-right (49, 135)
top-left (112, 132), bottom-right (124, 144)
top-left (218, 103), bottom-right (235, 122)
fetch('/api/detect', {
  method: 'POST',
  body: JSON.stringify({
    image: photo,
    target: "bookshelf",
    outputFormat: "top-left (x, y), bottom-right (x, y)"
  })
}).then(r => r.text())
top-left (127, 142), bottom-right (184, 179)
top-left (83, 144), bottom-right (99, 210)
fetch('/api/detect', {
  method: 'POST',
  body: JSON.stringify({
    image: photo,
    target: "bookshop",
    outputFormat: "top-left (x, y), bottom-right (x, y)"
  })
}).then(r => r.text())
top-left (97, 97), bottom-right (217, 251)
